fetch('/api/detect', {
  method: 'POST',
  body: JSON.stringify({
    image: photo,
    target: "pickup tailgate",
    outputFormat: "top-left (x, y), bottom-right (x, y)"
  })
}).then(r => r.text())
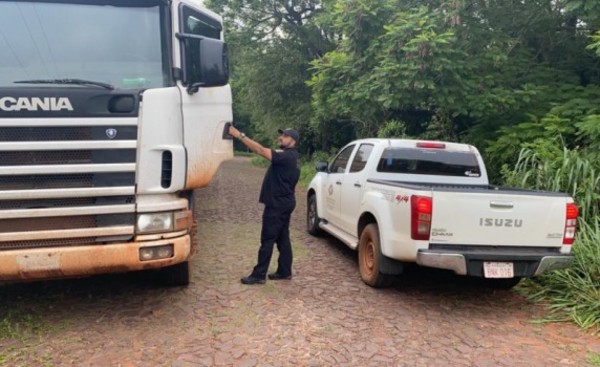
top-left (429, 190), bottom-right (568, 248)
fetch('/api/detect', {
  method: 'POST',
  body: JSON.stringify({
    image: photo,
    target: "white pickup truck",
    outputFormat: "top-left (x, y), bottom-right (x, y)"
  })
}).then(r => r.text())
top-left (306, 139), bottom-right (578, 288)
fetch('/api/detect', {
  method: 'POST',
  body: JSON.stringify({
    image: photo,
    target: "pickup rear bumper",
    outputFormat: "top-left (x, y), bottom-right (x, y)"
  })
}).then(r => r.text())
top-left (416, 249), bottom-right (573, 277)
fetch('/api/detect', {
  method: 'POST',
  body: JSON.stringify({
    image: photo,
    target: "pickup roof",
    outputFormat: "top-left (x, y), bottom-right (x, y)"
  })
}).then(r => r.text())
top-left (306, 139), bottom-right (578, 288)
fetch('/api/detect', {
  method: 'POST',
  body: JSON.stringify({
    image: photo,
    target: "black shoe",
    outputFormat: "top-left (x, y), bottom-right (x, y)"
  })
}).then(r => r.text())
top-left (268, 273), bottom-right (292, 280)
top-left (241, 275), bottom-right (266, 285)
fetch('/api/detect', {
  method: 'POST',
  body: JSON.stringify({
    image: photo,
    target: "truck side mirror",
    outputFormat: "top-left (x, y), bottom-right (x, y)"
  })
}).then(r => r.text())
top-left (316, 161), bottom-right (328, 172)
top-left (178, 34), bottom-right (229, 94)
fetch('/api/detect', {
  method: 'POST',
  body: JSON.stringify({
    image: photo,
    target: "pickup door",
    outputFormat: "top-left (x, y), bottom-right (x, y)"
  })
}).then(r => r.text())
top-left (429, 189), bottom-right (569, 248)
top-left (322, 143), bottom-right (375, 234)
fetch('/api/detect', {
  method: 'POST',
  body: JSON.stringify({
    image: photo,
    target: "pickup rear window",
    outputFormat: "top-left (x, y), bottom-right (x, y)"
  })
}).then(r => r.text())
top-left (377, 148), bottom-right (481, 177)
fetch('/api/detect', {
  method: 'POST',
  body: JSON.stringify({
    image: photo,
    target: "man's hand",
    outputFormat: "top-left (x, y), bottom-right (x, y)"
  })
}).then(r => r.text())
top-left (229, 125), bottom-right (242, 139)
top-left (229, 125), bottom-right (272, 160)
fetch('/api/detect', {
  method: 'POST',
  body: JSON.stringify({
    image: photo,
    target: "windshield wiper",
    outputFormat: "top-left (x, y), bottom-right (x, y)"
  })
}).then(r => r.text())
top-left (14, 78), bottom-right (115, 90)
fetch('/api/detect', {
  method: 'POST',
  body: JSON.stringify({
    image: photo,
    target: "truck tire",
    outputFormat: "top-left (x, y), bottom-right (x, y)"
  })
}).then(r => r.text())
top-left (358, 223), bottom-right (391, 288)
top-left (307, 194), bottom-right (323, 236)
top-left (159, 261), bottom-right (191, 286)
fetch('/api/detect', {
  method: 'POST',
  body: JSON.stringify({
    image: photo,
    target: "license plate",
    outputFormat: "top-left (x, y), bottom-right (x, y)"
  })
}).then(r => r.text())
top-left (483, 262), bottom-right (514, 278)
top-left (17, 253), bottom-right (60, 272)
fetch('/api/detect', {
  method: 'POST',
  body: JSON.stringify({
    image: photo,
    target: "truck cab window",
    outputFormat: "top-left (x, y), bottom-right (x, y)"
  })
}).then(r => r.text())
top-left (185, 16), bottom-right (220, 39)
top-left (181, 6), bottom-right (221, 39)
top-left (0, 1), bottom-right (169, 89)
top-left (329, 145), bottom-right (355, 174)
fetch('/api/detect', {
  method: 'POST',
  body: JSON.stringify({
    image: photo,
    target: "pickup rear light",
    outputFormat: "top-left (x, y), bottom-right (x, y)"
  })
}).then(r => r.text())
top-left (563, 203), bottom-right (578, 245)
top-left (411, 195), bottom-right (432, 240)
top-left (416, 142), bottom-right (446, 149)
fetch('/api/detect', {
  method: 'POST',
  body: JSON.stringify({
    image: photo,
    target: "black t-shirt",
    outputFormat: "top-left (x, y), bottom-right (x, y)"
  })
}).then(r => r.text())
top-left (259, 148), bottom-right (300, 208)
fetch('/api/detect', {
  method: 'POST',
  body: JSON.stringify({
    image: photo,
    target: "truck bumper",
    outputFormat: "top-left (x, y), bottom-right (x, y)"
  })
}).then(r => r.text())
top-left (0, 235), bottom-right (191, 281)
top-left (416, 250), bottom-right (573, 277)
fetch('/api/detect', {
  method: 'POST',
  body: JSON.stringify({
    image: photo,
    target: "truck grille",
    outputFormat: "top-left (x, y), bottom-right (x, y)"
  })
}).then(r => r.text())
top-left (0, 150), bottom-right (136, 166)
top-left (0, 126), bottom-right (137, 142)
top-left (0, 119), bottom-right (137, 249)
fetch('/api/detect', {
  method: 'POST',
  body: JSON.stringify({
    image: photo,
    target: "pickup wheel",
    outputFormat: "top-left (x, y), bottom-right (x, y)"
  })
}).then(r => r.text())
top-left (358, 223), bottom-right (391, 288)
top-left (307, 194), bottom-right (323, 236)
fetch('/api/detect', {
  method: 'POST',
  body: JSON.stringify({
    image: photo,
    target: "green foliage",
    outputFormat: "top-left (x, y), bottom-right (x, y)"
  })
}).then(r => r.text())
top-left (503, 147), bottom-right (600, 221)
top-left (588, 351), bottom-right (600, 367)
top-left (589, 31), bottom-right (600, 57)
top-left (0, 309), bottom-right (48, 340)
top-left (310, 0), bottom-right (600, 147)
top-left (483, 84), bottom-right (600, 182)
top-left (206, 0), bottom-right (334, 152)
top-left (309, 2), bottom-right (470, 137)
top-left (377, 120), bottom-right (409, 139)
top-left (521, 220), bottom-right (600, 331)
top-left (250, 155), bottom-right (270, 168)
top-left (299, 150), bottom-right (332, 188)
top-left (505, 145), bottom-right (600, 330)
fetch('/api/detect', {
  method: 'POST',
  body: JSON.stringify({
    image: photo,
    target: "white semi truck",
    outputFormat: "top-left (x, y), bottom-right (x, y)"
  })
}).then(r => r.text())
top-left (0, 0), bottom-right (233, 285)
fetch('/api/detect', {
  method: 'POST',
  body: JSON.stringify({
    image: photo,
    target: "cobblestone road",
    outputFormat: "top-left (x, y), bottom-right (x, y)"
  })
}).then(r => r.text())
top-left (0, 157), bottom-right (599, 367)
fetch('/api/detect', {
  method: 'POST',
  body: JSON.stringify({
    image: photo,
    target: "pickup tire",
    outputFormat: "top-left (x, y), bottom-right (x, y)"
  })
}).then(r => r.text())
top-left (159, 261), bottom-right (191, 286)
top-left (358, 223), bottom-right (391, 288)
top-left (307, 194), bottom-right (323, 236)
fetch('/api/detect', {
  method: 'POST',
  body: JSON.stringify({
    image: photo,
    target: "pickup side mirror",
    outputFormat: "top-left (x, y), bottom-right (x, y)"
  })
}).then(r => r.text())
top-left (315, 161), bottom-right (328, 173)
top-left (178, 33), bottom-right (229, 94)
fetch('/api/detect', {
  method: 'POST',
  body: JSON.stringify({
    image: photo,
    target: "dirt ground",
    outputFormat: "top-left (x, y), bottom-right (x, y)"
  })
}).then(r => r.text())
top-left (0, 156), bottom-right (599, 367)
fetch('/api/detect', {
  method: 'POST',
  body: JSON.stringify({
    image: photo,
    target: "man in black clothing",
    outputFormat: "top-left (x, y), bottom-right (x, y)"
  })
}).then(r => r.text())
top-left (228, 125), bottom-right (300, 285)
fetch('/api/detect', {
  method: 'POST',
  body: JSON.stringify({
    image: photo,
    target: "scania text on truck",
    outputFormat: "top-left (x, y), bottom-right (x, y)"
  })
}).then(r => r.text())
top-left (0, 0), bottom-right (233, 285)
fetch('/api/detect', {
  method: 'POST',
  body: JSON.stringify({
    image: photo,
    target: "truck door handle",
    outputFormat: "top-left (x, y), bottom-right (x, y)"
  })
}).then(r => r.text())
top-left (222, 121), bottom-right (234, 140)
top-left (336, 181), bottom-right (342, 185)
top-left (490, 201), bottom-right (514, 209)
top-left (354, 183), bottom-right (362, 187)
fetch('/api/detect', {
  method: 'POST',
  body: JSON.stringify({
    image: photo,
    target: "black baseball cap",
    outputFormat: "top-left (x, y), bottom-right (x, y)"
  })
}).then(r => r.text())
top-left (278, 128), bottom-right (300, 143)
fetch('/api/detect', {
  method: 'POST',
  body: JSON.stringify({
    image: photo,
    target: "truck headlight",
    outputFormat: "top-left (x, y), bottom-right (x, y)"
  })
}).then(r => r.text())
top-left (136, 212), bottom-right (173, 234)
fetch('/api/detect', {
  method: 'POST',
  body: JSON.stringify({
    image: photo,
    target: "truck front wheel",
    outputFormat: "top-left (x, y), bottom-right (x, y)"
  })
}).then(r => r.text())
top-left (359, 223), bottom-right (391, 288)
top-left (159, 261), bottom-right (191, 286)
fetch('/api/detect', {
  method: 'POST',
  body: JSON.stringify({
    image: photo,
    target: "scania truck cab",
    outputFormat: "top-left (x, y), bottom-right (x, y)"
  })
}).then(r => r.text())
top-left (0, 0), bottom-right (232, 285)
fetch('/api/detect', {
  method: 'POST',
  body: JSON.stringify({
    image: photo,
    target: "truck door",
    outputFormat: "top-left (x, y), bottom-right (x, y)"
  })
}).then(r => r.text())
top-left (323, 144), bottom-right (355, 227)
top-left (176, 2), bottom-right (233, 189)
top-left (339, 143), bottom-right (374, 234)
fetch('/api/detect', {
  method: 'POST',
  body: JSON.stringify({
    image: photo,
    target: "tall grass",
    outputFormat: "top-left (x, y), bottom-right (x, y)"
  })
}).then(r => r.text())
top-left (504, 147), bottom-right (600, 331)
top-left (503, 147), bottom-right (600, 221)
top-left (523, 220), bottom-right (600, 330)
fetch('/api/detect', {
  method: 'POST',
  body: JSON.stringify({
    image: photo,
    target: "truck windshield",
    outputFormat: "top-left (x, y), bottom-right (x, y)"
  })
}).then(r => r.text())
top-left (377, 147), bottom-right (482, 177)
top-left (0, 0), bottom-right (168, 89)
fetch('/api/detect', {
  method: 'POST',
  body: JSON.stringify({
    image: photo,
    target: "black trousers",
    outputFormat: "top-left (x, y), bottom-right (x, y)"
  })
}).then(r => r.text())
top-left (251, 205), bottom-right (295, 279)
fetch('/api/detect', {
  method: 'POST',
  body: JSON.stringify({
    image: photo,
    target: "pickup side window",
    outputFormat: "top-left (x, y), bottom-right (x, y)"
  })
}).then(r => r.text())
top-left (329, 145), bottom-right (355, 174)
top-left (377, 147), bottom-right (481, 177)
top-left (349, 144), bottom-right (374, 173)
